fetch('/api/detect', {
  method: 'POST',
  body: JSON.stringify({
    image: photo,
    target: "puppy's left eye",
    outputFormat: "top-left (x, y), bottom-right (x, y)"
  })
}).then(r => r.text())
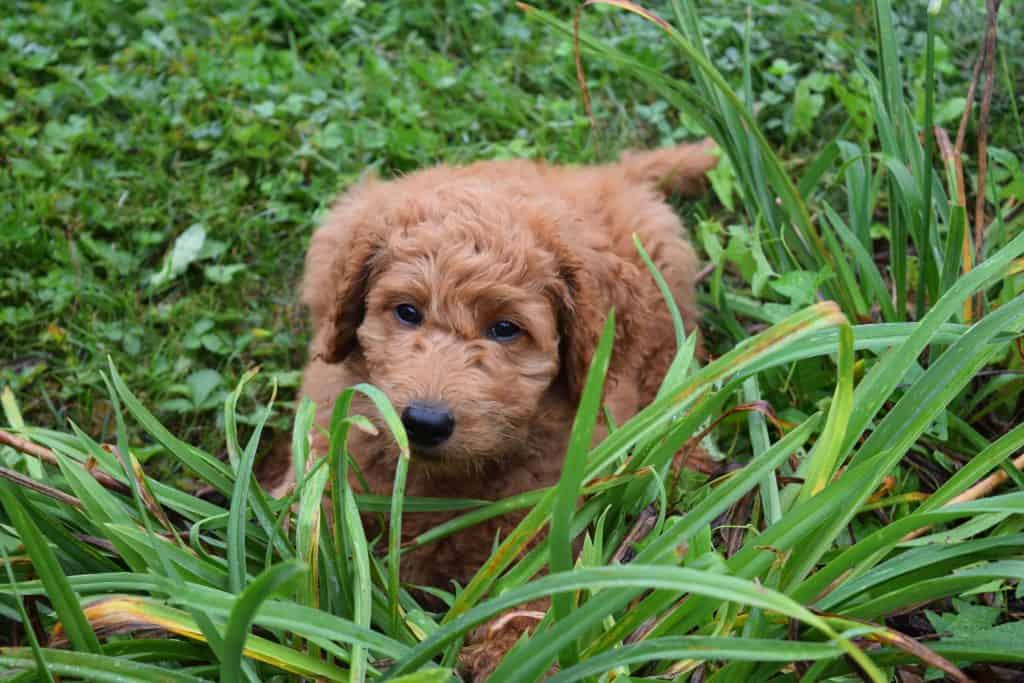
top-left (487, 320), bottom-right (522, 342)
top-left (395, 303), bottom-right (424, 326)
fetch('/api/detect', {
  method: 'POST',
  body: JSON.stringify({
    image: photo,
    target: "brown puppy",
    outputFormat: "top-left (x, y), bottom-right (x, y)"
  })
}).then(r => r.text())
top-left (293, 140), bottom-right (717, 677)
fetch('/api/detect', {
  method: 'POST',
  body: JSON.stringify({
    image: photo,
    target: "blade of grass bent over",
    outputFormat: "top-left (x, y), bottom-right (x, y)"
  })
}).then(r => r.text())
top-left (224, 367), bottom-right (259, 472)
top-left (73, 596), bottom-right (351, 681)
top-left (4, 574), bottom-right (413, 659)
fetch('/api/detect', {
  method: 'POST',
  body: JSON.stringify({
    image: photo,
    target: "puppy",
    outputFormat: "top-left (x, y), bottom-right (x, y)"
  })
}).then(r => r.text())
top-left (293, 140), bottom-right (717, 677)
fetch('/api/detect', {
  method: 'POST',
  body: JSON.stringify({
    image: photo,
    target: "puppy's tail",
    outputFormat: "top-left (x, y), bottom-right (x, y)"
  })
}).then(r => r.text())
top-left (618, 138), bottom-right (719, 198)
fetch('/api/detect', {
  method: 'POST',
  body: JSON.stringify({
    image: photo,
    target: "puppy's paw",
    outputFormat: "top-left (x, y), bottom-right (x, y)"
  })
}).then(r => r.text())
top-left (458, 606), bottom-right (548, 681)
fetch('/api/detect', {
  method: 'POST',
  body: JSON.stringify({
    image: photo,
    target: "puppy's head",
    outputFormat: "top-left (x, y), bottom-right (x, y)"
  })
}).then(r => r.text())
top-left (303, 182), bottom-right (602, 471)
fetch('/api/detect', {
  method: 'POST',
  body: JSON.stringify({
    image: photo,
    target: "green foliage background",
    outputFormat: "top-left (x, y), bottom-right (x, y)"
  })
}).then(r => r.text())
top-left (3, 1), bottom-right (1020, 456)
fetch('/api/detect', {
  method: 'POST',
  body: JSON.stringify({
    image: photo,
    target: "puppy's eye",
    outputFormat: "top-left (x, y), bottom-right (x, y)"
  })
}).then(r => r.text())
top-left (487, 320), bottom-right (522, 342)
top-left (394, 304), bottom-right (423, 326)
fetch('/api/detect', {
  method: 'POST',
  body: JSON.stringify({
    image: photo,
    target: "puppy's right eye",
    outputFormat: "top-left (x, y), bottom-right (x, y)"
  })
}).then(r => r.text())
top-left (394, 303), bottom-right (423, 326)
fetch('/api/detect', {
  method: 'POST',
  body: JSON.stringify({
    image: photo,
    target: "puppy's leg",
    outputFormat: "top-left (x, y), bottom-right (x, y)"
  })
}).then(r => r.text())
top-left (458, 536), bottom-right (578, 680)
top-left (459, 598), bottom-right (551, 681)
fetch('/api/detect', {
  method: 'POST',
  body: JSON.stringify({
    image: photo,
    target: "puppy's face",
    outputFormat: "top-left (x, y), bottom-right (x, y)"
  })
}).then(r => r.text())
top-left (346, 197), bottom-right (578, 470)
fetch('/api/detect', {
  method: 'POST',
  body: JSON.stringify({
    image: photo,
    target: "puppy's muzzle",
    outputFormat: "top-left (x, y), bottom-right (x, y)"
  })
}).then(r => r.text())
top-left (401, 401), bottom-right (456, 449)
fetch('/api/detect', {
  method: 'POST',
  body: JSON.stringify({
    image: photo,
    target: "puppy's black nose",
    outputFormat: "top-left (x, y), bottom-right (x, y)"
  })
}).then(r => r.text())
top-left (401, 402), bottom-right (455, 448)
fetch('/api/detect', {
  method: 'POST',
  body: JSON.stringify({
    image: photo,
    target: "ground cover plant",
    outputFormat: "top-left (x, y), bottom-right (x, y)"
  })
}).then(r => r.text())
top-left (1, 0), bottom-right (1023, 681)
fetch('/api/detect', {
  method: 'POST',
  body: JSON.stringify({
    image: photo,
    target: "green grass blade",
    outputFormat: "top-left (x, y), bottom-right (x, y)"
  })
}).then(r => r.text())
top-left (227, 379), bottom-right (276, 593)
top-left (550, 311), bottom-right (615, 667)
top-left (342, 475), bottom-right (371, 683)
top-left (820, 200), bottom-right (896, 320)
top-left (795, 501), bottom-right (1023, 607)
top-left (389, 564), bottom-right (880, 681)
top-left (941, 204), bottom-right (968, 293)
top-left (836, 142), bottom-right (875, 248)
top-left (795, 322), bottom-right (854, 503)
top-left (103, 523), bottom-right (228, 587)
top-left (743, 322), bottom-right (1012, 373)
top-left (221, 560), bottom-right (307, 683)
top-left (635, 236), bottom-right (685, 346)
top-left (582, 414), bottom-right (822, 654)
top-left (1, 544), bottom-right (56, 683)
top-left (855, 294), bottom-right (1024, 466)
top-left (819, 218), bottom-right (869, 317)
top-left (387, 671), bottom-right (453, 683)
top-left (296, 458), bottom-right (331, 612)
top-left (0, 648), bottom-right (205, 683)
top-left (223, 367), bottom-right (259, 472)
top-left (80, 596), bottom-right (351, 681)
top-left (549, 636), bottom-right (842, 683)
top-left (818, 639), bottom-right (1024, 678)
top-left (844, 230), bottom-right (1024, 455)
top-left (2, 388), bottom-right (40, 481)
top-left (0, 481), bottom-right (102, 653)
top-left (292, 397), bottom-right (317, 491)
top-left (819, 535), bottom-right (1024, 611)
top-left (402, 470), bottom-right (648, 554)
top-left (920, 10), bottom-right (938, 303)
top-left (843, 566), bottom-right (1021, 621)
top-left (921, 423), bottom-right (1024, 512)
top-left (51, 450), bottom-right (148, 572)
top-left (107, 359), bottom-right (234, 494)
top-left (346, 383), bottom-right (411, 638)
top-left (798, 140), bottom-right (842, 200)
top-left (743, 377), bottom-right (781, 525)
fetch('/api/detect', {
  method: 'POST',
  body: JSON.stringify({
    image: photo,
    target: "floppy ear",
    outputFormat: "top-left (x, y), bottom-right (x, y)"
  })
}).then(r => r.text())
top-left (549, 245), bottom-right (608, 404)
top-left (302, 202), bottom-right (385, 364)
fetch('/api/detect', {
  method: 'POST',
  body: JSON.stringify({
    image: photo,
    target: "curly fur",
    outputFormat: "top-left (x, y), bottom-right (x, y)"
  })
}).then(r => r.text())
top-left (288, 139), bottom-right (717, 679)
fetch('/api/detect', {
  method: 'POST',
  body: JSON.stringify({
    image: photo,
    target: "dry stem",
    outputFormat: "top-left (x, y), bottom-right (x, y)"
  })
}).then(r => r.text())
top-left (903, 450), bottom-right (1024, 542)
top-left (0, 428), bottom-right (131, 495)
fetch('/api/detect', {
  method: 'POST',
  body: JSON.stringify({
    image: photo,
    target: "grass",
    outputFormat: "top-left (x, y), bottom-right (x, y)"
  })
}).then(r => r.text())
top-left (2, 0), bottom-right (1024, 681)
